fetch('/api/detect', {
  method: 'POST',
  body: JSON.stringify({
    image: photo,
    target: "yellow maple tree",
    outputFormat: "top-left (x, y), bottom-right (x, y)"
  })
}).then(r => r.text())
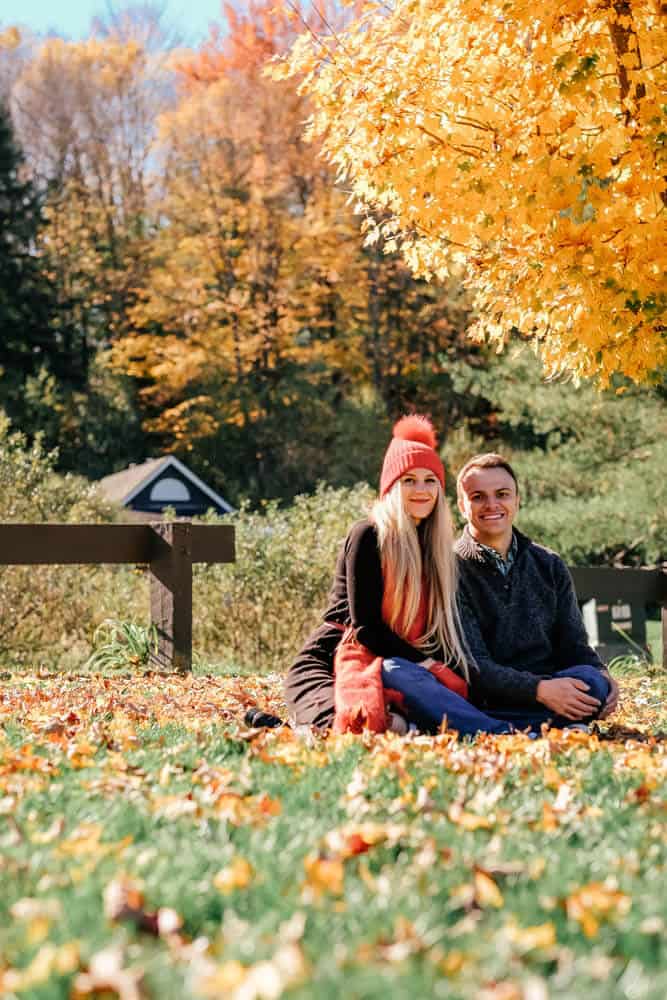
top-left (270, 0), bottom-right (667, 384)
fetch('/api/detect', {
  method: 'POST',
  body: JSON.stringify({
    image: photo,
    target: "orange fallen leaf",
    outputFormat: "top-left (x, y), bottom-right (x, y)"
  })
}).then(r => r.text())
top-left (565, 881), bottom-right (631, 938)
top-left (214, 857), bottom-right (254, 894)
top-left (302, 854), bottom-right (345, 898)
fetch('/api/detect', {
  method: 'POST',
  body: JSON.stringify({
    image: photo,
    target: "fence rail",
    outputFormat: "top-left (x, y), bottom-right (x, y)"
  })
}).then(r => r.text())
top-left (0, 522), bottom-right (234, 672)
top-left (1, 523), bottom-right (665, 669)
top-left (568, 566), bottom-right (667, 606)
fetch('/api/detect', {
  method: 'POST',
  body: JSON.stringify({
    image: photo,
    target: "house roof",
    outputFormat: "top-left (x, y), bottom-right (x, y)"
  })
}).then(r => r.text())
top-left (97, 456), bottom-right (234, 513)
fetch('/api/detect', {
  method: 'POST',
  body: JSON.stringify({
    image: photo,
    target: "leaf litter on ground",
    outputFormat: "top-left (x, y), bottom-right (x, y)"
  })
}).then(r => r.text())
top-left (0, 663), bottom-right (665, 998)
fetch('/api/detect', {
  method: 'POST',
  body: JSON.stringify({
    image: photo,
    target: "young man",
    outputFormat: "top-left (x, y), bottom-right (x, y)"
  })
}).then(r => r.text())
top-left (455, 453), bottom-right (619, 729)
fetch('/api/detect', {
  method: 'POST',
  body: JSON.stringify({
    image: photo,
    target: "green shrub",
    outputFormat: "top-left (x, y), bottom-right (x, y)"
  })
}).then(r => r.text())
top-left (85, 618), bottom-right (157, 672)
top-left (193, 483), bottom-right (374, 672)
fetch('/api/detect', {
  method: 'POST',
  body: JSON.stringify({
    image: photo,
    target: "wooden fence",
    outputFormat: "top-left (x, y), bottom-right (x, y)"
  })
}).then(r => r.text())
top-left (569, 566), bottom-right (667, 667)
top-left (0, 522), bottom-right (234, 672)
top-left (1, 523), bottom-right (665, 669)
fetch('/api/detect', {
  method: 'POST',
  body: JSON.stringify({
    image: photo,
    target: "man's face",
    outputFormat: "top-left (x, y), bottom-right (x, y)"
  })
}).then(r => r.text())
top-left (457, 466), bottom-right (519, 547)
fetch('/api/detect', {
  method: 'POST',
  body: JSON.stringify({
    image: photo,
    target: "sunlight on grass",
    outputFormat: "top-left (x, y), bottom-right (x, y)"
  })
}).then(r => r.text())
top-left (0, 669), bottom-right (665, 998)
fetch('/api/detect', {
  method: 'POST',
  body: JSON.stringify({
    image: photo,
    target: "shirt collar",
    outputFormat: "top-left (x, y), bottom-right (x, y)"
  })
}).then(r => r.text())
top-left (476, 532), bottom-right (518, 576)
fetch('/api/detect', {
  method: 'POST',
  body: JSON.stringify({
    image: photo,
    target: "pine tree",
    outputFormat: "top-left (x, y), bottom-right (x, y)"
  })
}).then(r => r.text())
top-left (0, 104), bottom-right (58, 413)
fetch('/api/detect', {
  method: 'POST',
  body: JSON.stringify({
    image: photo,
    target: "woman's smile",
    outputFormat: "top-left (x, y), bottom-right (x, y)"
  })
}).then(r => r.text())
top-left (400, 468), bottom-right (440, 523)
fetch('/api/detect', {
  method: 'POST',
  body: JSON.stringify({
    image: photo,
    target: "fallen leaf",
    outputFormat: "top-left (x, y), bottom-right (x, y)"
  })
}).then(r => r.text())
top-left (72, 945), bottom-right (144, 1000)
top-left (214, 856), bottom-right (254, 894)
top-left (302, 853), bottom-right (345, 898)
top-left (565, 881), bottom-right (631, 938)
top-left (474, 868), bottom-right (504, 908)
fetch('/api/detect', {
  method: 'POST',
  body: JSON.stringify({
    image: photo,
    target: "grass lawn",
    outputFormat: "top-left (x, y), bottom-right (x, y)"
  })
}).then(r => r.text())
top-left (1, 664), bottom-right (665, 999)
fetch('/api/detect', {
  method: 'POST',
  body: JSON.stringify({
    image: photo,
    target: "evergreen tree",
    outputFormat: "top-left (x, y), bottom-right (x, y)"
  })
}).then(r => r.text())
top-left (0, 103), bottom-right (60, 416)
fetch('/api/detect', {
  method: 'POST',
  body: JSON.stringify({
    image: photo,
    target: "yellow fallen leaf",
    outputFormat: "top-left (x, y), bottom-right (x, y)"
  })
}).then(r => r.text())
top-left (448, 803), bottom-right (492, 830)
top-left (506, 920), bottom-right (557, 952)
top-left (56, 823), bottom-right (103, 856)
top-left (196, 960), bottom-right (247, 995)
top-left (474, 869), bottom-right (504, 908)
top-left (214, 856), bottom-right (254, 894)
top-left (2, 941), bottom-right (80, 993)
top-left (440, 949), bottom-right (465, 975)
top-left (565, 881), bottom-right (631, 938)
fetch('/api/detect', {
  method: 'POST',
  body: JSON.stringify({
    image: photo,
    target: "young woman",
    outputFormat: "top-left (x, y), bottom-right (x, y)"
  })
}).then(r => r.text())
top-left (284, 416), bottom-right (514, 736)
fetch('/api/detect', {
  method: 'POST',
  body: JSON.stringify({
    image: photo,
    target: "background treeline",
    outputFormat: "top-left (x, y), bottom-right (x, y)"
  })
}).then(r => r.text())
top-left (1, 387), bottom-right (665, 670)
top-left (0, 2), bottom-right (665, 656)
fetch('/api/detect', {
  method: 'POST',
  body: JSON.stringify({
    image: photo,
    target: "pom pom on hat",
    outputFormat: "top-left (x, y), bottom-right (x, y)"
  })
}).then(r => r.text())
top-left (391, 414), bottom-right (438, 449)
top-left (380, 413), bottom-right (445, 497)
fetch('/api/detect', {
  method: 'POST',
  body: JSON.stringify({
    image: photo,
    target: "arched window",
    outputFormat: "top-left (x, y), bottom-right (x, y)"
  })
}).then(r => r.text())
top-left (150, 477), bottom-right (191, 502)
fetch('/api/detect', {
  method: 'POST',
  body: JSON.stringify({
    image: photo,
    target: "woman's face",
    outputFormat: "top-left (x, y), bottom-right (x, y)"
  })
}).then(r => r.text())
top-left (400, 467), bottom-right (440, 524)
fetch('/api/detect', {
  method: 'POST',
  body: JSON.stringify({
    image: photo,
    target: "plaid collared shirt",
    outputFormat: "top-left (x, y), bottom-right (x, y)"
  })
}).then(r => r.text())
top-left (477, 532), bottom-right (518, 577)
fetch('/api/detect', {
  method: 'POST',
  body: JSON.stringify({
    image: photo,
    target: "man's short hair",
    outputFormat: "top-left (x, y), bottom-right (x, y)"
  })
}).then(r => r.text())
top-left (456, 453), bottom-right (519, 500)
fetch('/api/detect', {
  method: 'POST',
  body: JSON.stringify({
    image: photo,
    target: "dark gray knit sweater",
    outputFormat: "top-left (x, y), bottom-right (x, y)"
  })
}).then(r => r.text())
top-left (455, 527), bottom-right (605, 707)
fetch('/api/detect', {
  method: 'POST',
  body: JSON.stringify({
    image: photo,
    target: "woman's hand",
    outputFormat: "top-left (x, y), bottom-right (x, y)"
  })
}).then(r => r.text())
top-left (420, 657), bottom-right (437, 669)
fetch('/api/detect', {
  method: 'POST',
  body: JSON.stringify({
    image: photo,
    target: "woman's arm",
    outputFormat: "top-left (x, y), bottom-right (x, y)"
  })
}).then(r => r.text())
top-left (345, 522), bottom-right (430, 662)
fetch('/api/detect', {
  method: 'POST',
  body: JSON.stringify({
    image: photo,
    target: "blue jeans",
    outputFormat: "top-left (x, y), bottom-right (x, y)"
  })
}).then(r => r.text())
top-left (381, 660), bottom-right (610, 737)
top-left (381, 658), bottom-right (513, 736)
top-left (482, 664), bottom-right (610, 732)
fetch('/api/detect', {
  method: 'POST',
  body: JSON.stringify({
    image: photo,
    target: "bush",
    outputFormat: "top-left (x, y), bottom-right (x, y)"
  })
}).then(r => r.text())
top-left (193, 483), bottom-right (374, 672)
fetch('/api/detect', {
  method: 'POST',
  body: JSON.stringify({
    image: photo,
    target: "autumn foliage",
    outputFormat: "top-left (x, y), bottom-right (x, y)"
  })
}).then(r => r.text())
top-left (107, 1), bottom-right (475, 497)
top-left (271, 0), bottom-right (667, 384)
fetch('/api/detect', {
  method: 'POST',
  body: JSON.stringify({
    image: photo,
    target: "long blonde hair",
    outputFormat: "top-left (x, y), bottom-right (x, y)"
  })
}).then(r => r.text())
top-left (371, 482), bottom-right (471, 679)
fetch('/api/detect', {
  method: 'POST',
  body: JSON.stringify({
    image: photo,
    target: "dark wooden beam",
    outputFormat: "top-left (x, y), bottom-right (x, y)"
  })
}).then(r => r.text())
top-left (149, 522), bottom-right (193, 673)
top-left (0, 523), bottom-right (235, 565)
top-left (569, 566), bottom-right (667, 605)
top-left (0, 523), bottom-right (153, 564)
top-left (190, 524), bottom-right (235, 564)
top-left (570, 566), bottom-right (667, 670)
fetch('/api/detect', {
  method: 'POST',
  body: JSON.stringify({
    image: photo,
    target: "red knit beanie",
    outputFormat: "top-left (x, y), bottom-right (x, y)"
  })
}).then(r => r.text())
top-left (380, 415), bottom-right (445, 497)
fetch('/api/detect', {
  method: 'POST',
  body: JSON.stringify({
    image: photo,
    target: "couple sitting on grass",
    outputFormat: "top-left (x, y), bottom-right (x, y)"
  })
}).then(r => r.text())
top-left (283, 415), bottom-right (619, 737)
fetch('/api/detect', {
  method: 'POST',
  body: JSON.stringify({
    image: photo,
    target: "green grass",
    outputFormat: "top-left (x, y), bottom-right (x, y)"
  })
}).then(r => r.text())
top-left (646, 618), bottom-right (663, 668)
top-left (1, 669), bottom-right (666, 998)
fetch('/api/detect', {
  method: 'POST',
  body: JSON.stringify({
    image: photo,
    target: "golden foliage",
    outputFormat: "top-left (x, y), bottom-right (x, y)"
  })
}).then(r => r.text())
top-left (113, 6), bottom-right (373, 447)
top-left (271, 0), bottom-right (667, 384)
top-left (0, 26), bottom-right (20, 49)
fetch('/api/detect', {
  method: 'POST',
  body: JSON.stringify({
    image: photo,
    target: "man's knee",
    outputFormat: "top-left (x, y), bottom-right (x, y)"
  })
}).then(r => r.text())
top-left (562, 664), bottom-right (610, 704)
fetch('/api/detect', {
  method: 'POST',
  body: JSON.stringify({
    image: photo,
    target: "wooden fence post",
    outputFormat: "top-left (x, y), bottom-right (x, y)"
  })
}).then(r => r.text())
top-left (149, 521), bottom-right (193, 673)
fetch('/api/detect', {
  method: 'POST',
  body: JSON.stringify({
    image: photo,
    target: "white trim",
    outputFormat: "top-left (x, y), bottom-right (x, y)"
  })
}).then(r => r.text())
top-left (123, 456), bottom-right (234, 513)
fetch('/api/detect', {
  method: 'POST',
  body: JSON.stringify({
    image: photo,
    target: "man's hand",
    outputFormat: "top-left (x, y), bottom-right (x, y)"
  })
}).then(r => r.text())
top-left (536, 678), bottom-right (601, 720)
top-left (598, 672), bottom-right (620, 720)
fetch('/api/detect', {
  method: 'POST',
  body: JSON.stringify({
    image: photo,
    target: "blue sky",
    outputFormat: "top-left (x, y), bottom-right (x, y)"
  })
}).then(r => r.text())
top-left (9, 1), bottom-right (227, 46)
